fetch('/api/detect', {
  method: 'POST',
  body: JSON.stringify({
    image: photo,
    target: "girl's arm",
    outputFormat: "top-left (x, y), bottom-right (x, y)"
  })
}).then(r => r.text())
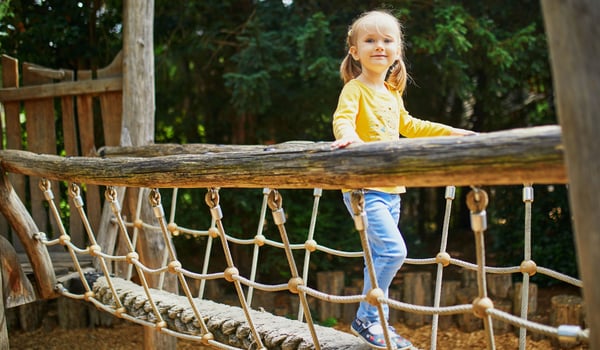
top-left (332, 85), bottom-right (363, 148)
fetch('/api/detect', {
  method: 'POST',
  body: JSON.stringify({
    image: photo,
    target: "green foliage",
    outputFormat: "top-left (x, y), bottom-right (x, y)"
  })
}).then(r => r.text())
top-left (0, 0), bottom-right (121, 70)
top-left (487, 185), bottom-right (578, 284)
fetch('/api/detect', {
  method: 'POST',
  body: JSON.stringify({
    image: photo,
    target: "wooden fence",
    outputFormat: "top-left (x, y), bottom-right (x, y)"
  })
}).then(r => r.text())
top-left (0, 53), bottom-right (123, 254)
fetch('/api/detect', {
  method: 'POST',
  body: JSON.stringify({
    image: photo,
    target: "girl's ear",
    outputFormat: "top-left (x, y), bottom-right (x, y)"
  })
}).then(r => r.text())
top-left (349, 46), bottom-right (359, 60)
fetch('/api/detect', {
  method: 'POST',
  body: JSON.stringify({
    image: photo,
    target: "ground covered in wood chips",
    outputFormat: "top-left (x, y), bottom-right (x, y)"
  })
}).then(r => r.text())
top-left (8, 321), bottom-right (589, 350)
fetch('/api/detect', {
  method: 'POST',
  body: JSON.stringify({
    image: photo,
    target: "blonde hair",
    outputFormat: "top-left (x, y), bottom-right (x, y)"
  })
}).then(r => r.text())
top-left (340, 10), bottom-right (408, 93)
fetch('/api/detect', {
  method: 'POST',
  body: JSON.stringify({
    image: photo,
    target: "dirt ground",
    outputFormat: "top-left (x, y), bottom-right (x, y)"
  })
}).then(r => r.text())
top-left (8, 320), bottom-right (589, 350)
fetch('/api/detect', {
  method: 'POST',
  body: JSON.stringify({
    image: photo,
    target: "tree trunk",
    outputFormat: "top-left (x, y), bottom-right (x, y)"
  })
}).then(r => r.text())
top-left (122, 1), bottom-right (176, 349)
top-left (541, 1), bottom-right (600, 348)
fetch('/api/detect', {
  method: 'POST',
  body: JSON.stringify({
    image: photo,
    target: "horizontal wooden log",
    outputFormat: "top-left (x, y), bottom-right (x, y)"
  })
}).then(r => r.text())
top-left (0, 77), bottom-right (122, 102)
top-left (0, 125), bottom-right (566, 189)
top-left (93, 277), bottom-right (369, 349)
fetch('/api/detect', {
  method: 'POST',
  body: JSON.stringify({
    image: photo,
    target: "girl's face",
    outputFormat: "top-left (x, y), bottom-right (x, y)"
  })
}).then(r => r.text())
top-left (349, 14), bottom-right (401, 76)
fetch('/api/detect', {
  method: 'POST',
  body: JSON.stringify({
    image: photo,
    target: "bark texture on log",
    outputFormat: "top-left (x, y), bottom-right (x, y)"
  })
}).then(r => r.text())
top-left (0, 126), bottom-right (566, 190)
top-left (93, 277), bottom-right (370, 350)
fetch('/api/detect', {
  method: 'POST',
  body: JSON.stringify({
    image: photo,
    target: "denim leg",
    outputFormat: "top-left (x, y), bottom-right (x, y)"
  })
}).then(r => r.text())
top-left (343, 191), bottom-right (407, 323)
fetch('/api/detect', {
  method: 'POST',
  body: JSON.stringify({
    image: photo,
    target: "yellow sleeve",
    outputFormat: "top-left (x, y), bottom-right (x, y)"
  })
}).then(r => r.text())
top-left (332, 84), bottom-right (362, 142)
top-left (397, 97), bottom-right (453, 138)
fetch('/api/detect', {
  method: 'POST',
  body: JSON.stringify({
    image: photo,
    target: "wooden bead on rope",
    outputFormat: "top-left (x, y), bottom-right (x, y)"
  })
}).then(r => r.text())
top-left (472, 296), bottom-right (494, 318)
top-left (155, 320), bottom-right (167, 330)
top-left (115, 307), bottom-right (127, 318)
top-left (520, 259), bottom-right (537, 276)
top-left (126, 252), bottom-right (139, 264)
top-left (84, 291), bottom-right (95, 301)
top-left (167, 222), bottom-right (178, 235)
top-left (304, 239), bottom-right (317, 252)
top-left (201, 333), bottom-right (214, 345)
top-left (224, 267), bottom-right (239, 282)
top-left (58, 234), bottom-right (71, 246)
top-left (168, 260), bottom-right (182, 274)
top-left (88, 244), bottom-right (102, 256)
top-left (208, 227), bottom-right (219, 238)
top-left (436, 252), bottom-right (451, 267)
top-left (254, 234), bottom-right (266, 246)
top-left (288, 277), bottom-right (304, 294)
top-left (366, 288), bottom-right (384, 306)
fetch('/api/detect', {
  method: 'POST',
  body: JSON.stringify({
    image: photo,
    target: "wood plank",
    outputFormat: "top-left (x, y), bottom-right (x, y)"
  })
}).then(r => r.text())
top-left (0, 126), bottom-right (567, 189)
top-left (22, 62), bottom-right (61, 238)
top-left (59, 70), bottom-right (86, 247)
top-left (0, 77), bottom-right (122, 102)
top-left (78, 52), bottom-right (124, 269)
top-left (541, 1), bottom-right (600, 348)
top-left (75, 93), bottom-right (102, 234)
top-left (1, 55), bottom-right (26, 251)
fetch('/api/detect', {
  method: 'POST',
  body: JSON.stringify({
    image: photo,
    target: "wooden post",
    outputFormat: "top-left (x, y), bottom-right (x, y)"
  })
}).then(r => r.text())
top-left (486, 274), bottom-right (512, 299)
top-left (541, 1), bottom-right (600, 348)
top-left (512, 282), bottom-right (537, 316)
top-left (455, 287), bottom-right (481, 332)
top-left (57, 297), bottom-right (88, 329)
top-left (438, 280), bottom-right (461, 330)
top-left (316, 271), bottom-right (344, 322)
top-left (550, 295), bottom-right (585, 348)
top-left (342, 285), bottom-right (361, 324)
top-left (402, 271), bottom-right (432, 327)
top-left (122, 0), bottom-right (176, 348)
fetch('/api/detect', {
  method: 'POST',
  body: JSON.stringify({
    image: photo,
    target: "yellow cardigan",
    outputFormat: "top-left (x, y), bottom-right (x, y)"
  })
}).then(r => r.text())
top-left (332, 79), bottom-right (453, 193)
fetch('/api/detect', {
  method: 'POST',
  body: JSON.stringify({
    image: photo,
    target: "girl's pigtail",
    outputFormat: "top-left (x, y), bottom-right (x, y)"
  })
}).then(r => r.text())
top-left (387, 58), bottom-right (407, 94)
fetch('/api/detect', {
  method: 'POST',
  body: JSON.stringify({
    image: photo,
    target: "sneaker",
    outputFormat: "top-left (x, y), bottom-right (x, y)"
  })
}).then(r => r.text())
top-left (351, 318), bottom-right (387, 349)
top-left (350, 318), bottom-right (414, 350)
top-left (387, 326), bottom-right (413, 350)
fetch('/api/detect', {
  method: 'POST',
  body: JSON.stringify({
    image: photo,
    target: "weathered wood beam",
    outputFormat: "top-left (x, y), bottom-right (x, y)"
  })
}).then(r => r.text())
top-left (0, 125), bottom-right (566, 189)
top-left (542, 1), bottom-right (600, 348)
top-left (0, 77), bottom-right (122, 102)
top-left (0, 168), bottom-right (57, 300)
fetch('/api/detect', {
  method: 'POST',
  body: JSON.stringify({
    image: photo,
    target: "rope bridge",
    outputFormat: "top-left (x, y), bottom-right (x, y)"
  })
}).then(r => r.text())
top-left (0, 126), bottom-right (588, 349)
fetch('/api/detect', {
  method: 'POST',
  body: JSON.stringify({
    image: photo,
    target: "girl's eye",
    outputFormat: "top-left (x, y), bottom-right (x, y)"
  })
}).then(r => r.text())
top-left (365, 38), bottom-right (375, 43)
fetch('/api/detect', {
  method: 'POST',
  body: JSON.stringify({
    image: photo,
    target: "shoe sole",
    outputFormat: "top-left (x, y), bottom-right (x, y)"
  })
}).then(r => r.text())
top-left (350, 326), bottom-right (389, 350)
top-left (350, 326), bottom-right (415, 350)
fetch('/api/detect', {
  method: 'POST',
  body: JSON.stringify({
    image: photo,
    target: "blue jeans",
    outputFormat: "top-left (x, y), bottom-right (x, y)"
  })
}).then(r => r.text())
top-left (343, 190), bottom-right (407, 323)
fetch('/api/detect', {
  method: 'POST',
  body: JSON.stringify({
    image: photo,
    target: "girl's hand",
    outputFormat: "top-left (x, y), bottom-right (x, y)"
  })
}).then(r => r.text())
top-left (331, 138), bottom-right (363, 149)
top-left (449, 128), bottom-right (477, 136)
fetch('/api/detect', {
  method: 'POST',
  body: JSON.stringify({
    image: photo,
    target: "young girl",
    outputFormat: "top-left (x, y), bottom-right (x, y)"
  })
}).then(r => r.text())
top-left (331, 10), bottom-right (474, 349)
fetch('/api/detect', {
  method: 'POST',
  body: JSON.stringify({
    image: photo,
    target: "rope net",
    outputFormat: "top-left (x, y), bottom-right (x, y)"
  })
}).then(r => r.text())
top-left (35, 179), bottom-right (586, 350)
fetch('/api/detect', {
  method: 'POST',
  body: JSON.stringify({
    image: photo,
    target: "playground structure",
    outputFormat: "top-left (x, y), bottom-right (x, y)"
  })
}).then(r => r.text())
top-left (0, 52), bottom-right (589, 349)
top-left (2, 1), bottom-right (600, 348)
